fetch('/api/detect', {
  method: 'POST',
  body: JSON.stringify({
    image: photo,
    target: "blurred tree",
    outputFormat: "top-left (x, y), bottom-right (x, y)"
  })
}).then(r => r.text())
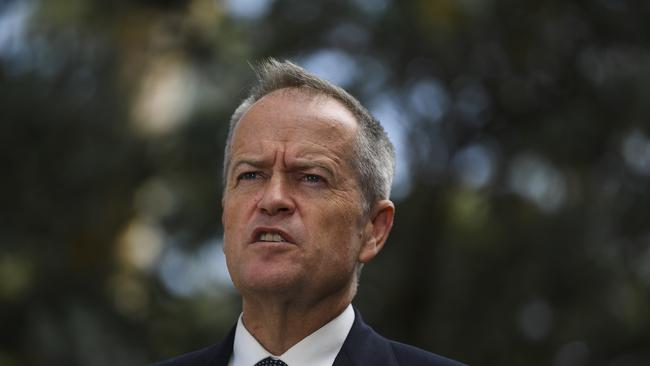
top-left (0, 0), bottom-right (649, 365)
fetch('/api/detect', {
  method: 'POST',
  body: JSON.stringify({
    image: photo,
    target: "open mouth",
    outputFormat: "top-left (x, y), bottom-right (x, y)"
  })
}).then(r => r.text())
top-left (252, 228), bottom-right (295, 244)
top-left (259, 232), bottom-right (286, 242)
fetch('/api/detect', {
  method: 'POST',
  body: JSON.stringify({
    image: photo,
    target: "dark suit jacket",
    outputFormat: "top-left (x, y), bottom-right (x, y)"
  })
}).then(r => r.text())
top-left (152, 308), bottom-right (467, 366)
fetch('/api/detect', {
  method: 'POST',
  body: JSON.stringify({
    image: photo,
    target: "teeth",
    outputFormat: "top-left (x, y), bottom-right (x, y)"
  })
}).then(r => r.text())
top-left (260, 232), bottom-right (285, 242)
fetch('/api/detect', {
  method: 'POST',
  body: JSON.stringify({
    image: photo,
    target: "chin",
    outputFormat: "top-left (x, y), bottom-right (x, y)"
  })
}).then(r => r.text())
top-left (238, 268), bottom-right (303, 294)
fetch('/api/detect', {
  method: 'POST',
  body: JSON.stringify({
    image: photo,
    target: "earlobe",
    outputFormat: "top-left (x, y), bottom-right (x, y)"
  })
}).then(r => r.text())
top-left (358, 200), bottom-right (395, 263)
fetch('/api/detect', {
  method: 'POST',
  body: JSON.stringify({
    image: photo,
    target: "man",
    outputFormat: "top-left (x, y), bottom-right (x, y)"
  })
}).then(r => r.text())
top-left (154, 59), bottom-right (466, 366)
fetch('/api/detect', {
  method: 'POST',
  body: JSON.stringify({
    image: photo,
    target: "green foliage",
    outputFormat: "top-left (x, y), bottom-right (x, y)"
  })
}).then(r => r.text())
top-left (1, 0), bottom-right (649, 365)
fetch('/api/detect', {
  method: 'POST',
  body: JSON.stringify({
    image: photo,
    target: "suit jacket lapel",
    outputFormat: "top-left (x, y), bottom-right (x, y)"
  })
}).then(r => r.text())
top-left (214, 308), bottom-right (398, 366)
top-left (333, 308), bottom-right (398, 366)
top-left (207, 324), bottom-right (236, 366)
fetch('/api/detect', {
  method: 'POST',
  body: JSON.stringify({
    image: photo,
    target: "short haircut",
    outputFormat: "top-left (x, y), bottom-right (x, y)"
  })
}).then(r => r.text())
top-left (223, 58), bottom-right (395, 211)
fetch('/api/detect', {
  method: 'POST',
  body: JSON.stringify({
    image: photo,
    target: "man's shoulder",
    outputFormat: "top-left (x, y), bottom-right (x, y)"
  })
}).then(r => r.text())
top-left (150, 324), bottom-right (235, 366)
top-left (151, 343), bottom-right (219, 366)
top-left (345, 308), bottom-right (467, 366)
top-left (386, 338), bottom-right (467, 366)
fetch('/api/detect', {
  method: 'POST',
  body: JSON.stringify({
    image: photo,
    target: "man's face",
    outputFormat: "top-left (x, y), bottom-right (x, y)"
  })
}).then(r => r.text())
top-left (222, 88), bottom-right (371, 302)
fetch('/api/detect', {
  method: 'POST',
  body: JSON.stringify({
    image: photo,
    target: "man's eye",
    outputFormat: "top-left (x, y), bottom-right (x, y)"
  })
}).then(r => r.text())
top-left (302, 174), bottom-right (324, 184)
top-left (238, 172), bottom-right (260, 181)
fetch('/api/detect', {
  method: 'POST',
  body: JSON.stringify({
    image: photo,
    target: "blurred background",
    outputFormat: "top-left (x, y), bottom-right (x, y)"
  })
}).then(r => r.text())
top-left (1, 0), bottom-right (650, 365)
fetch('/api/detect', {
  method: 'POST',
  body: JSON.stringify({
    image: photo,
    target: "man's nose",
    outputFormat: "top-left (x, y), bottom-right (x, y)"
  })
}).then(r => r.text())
top-left (257, 174), bottom-right (295, 216)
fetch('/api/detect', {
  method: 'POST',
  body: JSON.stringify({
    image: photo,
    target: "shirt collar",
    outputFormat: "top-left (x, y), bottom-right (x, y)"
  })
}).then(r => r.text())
top-left (230, 304), bottom-right (355, 366)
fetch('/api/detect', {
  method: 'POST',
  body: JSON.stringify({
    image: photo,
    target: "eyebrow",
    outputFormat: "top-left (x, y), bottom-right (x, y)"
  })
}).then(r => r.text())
top-left (290, 159), bottom-right (336, 178)
top-left (230, 158), bottom-right (269, 174)
top-left (230, 157), bottom-right (337, 178)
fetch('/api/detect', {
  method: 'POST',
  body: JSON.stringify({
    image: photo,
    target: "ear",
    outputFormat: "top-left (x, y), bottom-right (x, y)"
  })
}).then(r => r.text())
top-left (358, 200), bottom-right (395, 264)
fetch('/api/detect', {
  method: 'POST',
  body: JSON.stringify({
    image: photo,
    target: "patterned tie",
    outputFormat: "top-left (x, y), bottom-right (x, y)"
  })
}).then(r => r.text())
top-left (254, 356), bottom-right (288, 366)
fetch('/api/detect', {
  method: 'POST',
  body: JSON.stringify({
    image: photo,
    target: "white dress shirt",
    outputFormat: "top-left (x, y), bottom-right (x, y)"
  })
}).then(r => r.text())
top-left (227, 304), bottom-right (355, 366)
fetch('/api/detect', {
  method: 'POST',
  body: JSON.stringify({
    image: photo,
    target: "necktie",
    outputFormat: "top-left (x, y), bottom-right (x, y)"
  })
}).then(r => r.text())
top-left (254, 356), bottom-right (288, 366)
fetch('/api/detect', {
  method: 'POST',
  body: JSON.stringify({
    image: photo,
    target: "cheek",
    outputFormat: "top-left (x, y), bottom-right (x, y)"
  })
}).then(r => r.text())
top-left (223, 193), bottom-right (257, 225)
top-left (313, 201), bottom-right (364, 252)
top-left (222, 205), bottom-right (246, 250)
top-left (329, 201), bottom-right (363, 234)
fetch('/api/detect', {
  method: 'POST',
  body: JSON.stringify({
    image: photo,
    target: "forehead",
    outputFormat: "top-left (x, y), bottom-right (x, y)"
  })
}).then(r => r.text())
top-left (230, 88), bottom-right (359, 156)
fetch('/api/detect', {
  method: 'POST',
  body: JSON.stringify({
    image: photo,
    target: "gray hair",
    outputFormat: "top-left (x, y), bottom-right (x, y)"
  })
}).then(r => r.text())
top-left (223, 59), bottom-right (395, 212)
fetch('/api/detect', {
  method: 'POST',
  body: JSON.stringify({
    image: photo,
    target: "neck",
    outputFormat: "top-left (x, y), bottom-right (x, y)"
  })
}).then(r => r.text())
top-left (240, 286), bottom-right (354, 355)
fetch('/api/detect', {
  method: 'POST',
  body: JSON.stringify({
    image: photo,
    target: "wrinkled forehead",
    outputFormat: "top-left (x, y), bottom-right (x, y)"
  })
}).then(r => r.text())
top-left (230, 88), bottom-right (359, 150)
top-left (247, 88), bottom-right (357, 125)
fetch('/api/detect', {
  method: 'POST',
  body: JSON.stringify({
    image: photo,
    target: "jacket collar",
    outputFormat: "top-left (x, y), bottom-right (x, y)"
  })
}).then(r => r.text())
top-left (208, 323), bottom-right (236, 366)
top-left (333, 307), bottom-right (398, 366)
top-left (210, 307), bottom-right (398, 366)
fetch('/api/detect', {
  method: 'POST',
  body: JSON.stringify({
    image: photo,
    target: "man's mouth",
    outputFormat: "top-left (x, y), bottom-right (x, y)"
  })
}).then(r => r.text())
top-left (252, 228), bottom-right (295, 244)
top-left (259, 232), bottom-right (286, 242)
